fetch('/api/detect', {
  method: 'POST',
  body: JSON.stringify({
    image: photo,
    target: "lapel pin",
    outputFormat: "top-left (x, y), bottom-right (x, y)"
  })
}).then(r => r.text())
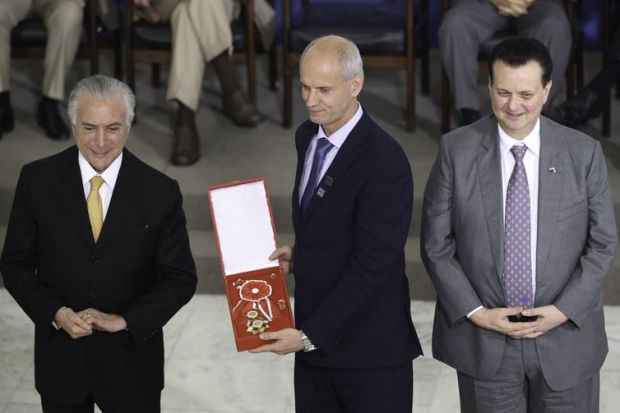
top-left (548, 167), bottom-right (557, 173)
top-left (317, 188), bottom-right (325, 198)
top-left (324, 176), bottom-right (333, 186)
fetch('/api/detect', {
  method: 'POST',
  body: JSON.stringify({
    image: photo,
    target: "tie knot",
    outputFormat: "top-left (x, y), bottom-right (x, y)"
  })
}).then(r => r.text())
top-left (510, 145), bottom-right (527, 161)
top-left (315, 138), bottom-right (333, 157)
top-left (90, 176), bottom-right (105, 192)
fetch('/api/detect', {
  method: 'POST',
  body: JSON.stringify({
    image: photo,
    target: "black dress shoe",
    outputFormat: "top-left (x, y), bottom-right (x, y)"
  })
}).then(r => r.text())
top-left (0, 104), bottom-right (15, 140)
top-left (37, 98), bottom-right (70, 140)
top-left (222, 90), bottom-right (264, 127)
top-left (558, 87), bottom-right (602, 125)
top-left (171, 126), bottom-right (200, 166)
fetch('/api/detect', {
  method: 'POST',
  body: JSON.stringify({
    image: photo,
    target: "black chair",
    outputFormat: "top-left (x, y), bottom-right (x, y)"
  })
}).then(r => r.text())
top-left (440, 0), bottom-right (584, 133)
top-left (123, 0), bottom-right (277, 105)
top-left (602, 0), bottom-right (619, 137)
top-left (281, 0), bottom-right (429, 133)
top-left (10, 3), bottom-right (122, 78)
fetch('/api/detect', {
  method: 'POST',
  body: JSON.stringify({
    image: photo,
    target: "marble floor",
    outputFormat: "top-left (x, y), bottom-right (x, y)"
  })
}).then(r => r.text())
top-left (1, 49), bottom-right (620, 412)
top-left (1, 290), bottom-right (620, 413)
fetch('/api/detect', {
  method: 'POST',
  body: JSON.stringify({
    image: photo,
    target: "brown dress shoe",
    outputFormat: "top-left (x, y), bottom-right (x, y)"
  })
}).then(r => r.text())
top-left (222, 90), bottom-right (264, 127)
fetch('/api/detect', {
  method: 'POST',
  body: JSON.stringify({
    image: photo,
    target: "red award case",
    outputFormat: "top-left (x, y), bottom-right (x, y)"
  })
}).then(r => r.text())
top-left (207, 178), bottom-right (294, 351)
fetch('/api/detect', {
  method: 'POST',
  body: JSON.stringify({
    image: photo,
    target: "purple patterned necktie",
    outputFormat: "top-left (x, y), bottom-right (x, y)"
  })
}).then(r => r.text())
top-left (503, 145), bottom-right (533, 309)
top-left (300, 138), bottom-right (333, 214)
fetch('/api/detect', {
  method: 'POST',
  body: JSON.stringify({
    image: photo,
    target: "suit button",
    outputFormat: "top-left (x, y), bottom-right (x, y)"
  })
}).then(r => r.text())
top-left (91, 256), bottom-right (99, 263)
top-left (294, 243), bottom-right (303, 249)
top-left (90, 291), bottom-right (98, 299)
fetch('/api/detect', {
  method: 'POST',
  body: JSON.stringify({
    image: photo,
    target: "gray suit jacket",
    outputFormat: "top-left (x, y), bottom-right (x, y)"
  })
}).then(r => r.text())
top-left (420, 116), bottom-right (617, 391)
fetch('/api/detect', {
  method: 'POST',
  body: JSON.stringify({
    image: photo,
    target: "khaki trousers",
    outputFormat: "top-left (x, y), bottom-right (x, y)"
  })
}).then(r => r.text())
top-left (152, 0), bottom-right (234, 110)
top-left (0, 0), bottom-right (84, 100)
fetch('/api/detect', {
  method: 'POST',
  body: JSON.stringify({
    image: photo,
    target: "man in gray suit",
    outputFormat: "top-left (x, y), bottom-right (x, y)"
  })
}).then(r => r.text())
top-left (421, 37), bottom-right (617, 412)
top-left (439, 0), bottom-right (571, 126)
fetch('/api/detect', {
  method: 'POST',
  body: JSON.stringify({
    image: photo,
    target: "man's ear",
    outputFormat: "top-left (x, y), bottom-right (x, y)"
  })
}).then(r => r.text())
top-left (351, 74), bottom-right (364, 98)
top-left (542, 79), bottom-right (552, 104)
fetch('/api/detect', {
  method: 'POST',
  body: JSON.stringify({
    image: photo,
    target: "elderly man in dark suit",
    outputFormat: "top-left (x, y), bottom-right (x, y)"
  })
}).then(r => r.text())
top-left (0, 74), bottom-right (197, 412)
top-left (250, 35), bottom-right (422, 413)
top-left (421, 37), bottom-right (617, 412)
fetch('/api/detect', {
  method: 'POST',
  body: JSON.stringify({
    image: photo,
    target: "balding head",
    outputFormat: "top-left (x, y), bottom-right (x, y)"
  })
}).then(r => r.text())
top-left (300, 35), bottom-right (364, 82)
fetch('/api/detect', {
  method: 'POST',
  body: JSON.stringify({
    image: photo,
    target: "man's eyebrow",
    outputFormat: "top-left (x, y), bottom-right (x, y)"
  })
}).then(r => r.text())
top-left (298, 81), bottom-right (333, 89)
top-left (79, 121), bottom-right (123, 127)
top-left (495, 87), bottom-right (535, 94)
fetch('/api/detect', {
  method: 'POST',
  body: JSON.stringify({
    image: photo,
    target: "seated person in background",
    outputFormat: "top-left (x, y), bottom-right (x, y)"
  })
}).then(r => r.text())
top-left (439, 0), bottom-right (571, 126)
top-left (0, 0), bottom-right (84, 141)
top-left (133, 0), bottom-right (274, 167)
top-left (559, 16), bottom-right (620, 124)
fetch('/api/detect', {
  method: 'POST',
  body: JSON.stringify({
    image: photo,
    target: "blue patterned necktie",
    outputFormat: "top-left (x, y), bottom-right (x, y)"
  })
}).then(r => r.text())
top-left (300, 138), bottom-right (333, 214)
top-left (503, 145), bottom-right (533, 309)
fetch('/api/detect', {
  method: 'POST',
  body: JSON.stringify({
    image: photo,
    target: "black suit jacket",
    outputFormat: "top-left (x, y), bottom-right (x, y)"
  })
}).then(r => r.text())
top-left (0, 147), bottom-right (197, 409)
top-left (291, 111), bottom-right (422, 368)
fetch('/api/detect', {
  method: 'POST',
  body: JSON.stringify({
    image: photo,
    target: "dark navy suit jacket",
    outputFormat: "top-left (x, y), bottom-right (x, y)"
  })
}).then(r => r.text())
top-left (291, 110), bottom-right (422, 368)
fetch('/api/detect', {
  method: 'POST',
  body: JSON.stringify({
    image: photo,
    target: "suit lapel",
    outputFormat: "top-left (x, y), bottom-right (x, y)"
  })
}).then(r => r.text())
top-left (292, 128), bottom-right (312, 233)
top-left (476, 126), bottom-right (505, 280)
top-left (299, 141), bottom-right (356, 226)
top-left (535, 119), bottom-right (564, 280)
top-left (55, 147), bottom-right (96, 247)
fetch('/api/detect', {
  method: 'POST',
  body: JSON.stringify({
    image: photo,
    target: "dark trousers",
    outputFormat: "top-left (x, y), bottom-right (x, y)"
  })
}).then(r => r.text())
top-left (41, 393), bottom-right (161, 413)
top-left (294, 357), bottom-right (413, 413)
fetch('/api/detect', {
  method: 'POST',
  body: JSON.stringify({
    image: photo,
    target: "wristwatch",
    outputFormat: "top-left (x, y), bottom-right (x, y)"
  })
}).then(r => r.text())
top-left (299, 330), bottom-right (318, 353)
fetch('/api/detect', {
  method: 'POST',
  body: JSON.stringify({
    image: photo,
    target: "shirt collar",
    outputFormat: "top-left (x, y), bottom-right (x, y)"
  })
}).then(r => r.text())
top-left (317, 103), bottom-right (363, 148)
top-left (78, 150), bottom-right (123, 187)
top-left (498, 118), bottom-right (541, 158)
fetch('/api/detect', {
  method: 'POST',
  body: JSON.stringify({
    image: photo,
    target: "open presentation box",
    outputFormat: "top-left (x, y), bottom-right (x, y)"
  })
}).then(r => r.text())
top-left (207, 178), bottom-right (294, 351)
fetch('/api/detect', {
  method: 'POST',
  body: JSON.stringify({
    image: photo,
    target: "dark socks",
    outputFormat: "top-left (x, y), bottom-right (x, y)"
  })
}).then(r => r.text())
top-left (176, 101), bottom-right (196, 128)
top-left (0, 91), bottom-right (15, 137)
top-left (211, 51), bottom-right (241, 98)
top-left (171, 101), bottom-right (200, 166)
top-left (41, 95), bottom-right (58, 104)
top-left (461, 108), bottom-right (481, 126)
top-left (587, 60), bottom-right (620, 101)
top-left (0, 90), bottom-right (10, 108)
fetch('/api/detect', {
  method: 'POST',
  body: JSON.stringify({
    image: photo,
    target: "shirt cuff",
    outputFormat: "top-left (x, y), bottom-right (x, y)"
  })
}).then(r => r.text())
top-left (467, 306), bottom-right (484, 319)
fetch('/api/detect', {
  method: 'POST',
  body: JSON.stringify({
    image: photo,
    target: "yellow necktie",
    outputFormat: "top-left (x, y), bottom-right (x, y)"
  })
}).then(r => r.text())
top-left (87, 176), bottom-right (105, 242)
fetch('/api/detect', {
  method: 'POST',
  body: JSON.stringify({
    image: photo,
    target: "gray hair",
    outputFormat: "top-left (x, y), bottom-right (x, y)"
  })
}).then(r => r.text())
top-left (67, 74), bottom-right (136, 125)
top-left (300, 35), bottom-right (364, 81)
